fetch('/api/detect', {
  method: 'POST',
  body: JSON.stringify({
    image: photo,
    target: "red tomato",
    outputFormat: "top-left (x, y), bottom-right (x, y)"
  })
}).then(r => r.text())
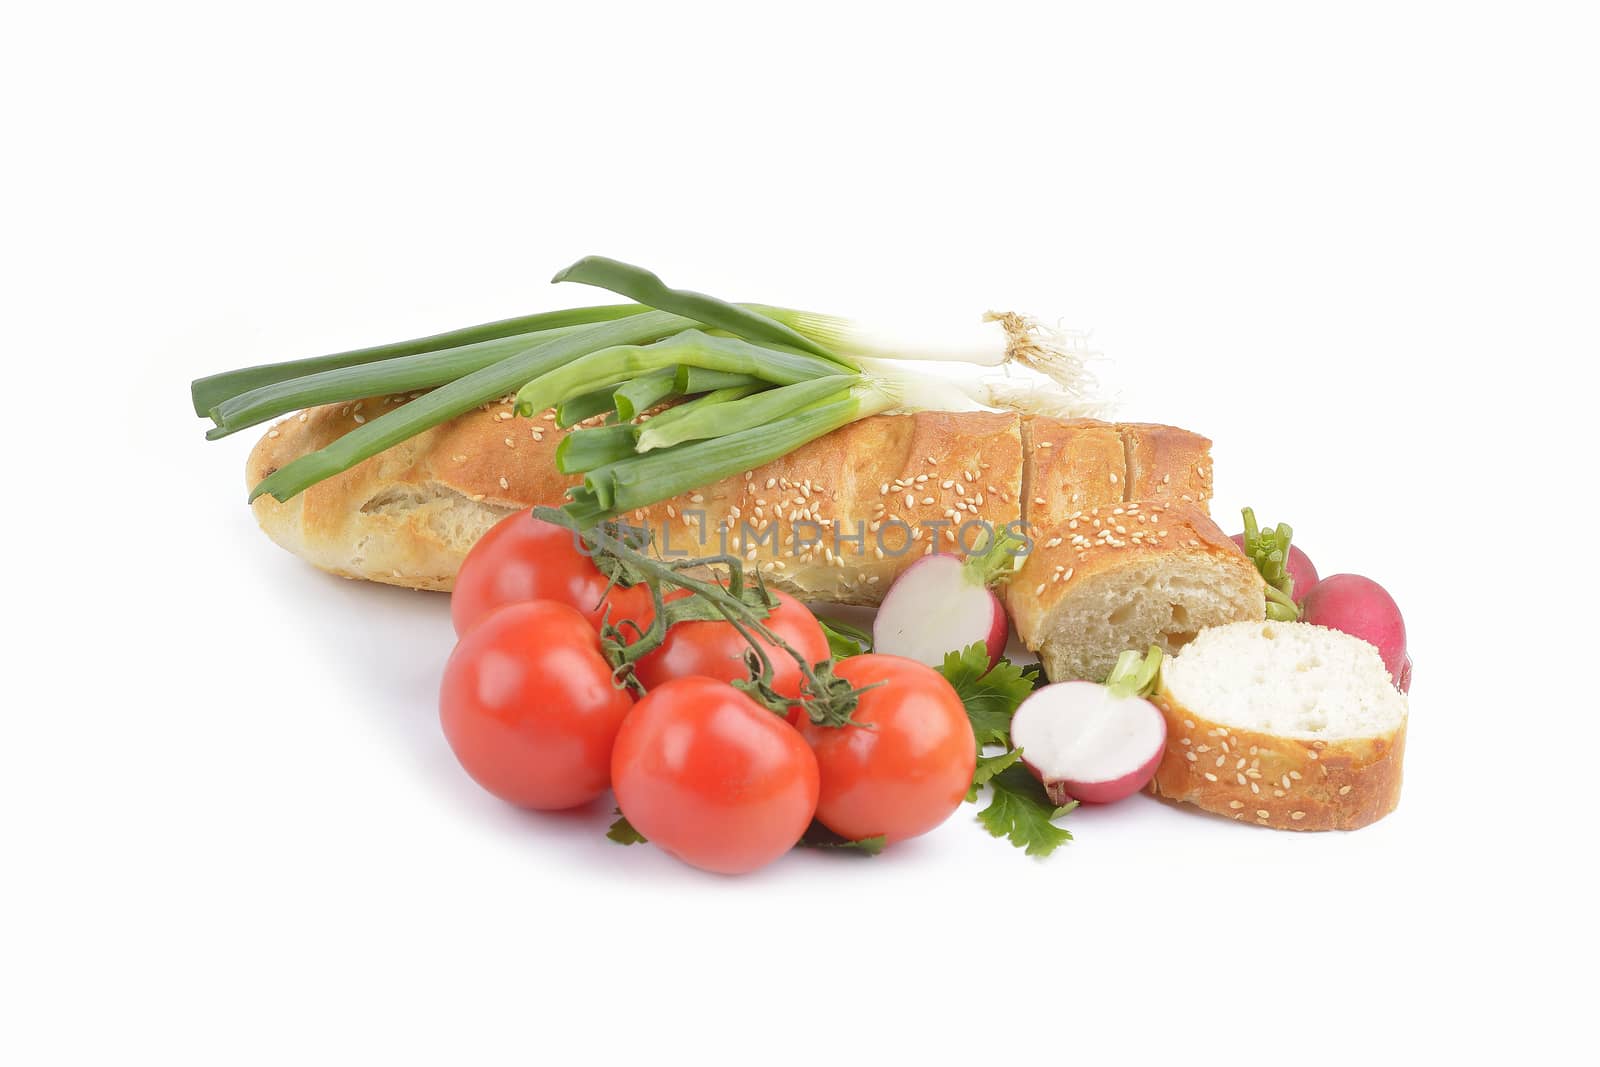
top-left (801, 654), bottom-right (976, 845)
top-left (440, 600), bottom-right (634, 810)
top-left (634, 591), bottom-right (828, 700)
top-left (451, 510), bottom-right (653, 637)
top-left (611, 677), bottom-right (819, 875)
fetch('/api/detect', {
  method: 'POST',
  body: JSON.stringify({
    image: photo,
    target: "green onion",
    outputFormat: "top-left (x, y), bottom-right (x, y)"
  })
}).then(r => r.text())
top-left (190, 303), bottom-right (644, 417)
top-left (512, 330), bottom-right (845, 419)
top-left (564, 383), bottom-right (893, 524)
top-left (611, 367), bottom-right (680, 421)
top-left (675, 367), bottom-right (762, 393)
top-left (631, 383), bottom-right (765, 436)
top-left (553, 256), bottom-right (855, 370)
top-left (555, 386), bottom-right (622, 428)
top-left (249, 311), bottom-right (694, 503)
top-left (555, 424), bottom-right (640, 474)
top-left (636, 375), bottom-right (855, 452)
top-left (207, 324), bottom-right (593, 439)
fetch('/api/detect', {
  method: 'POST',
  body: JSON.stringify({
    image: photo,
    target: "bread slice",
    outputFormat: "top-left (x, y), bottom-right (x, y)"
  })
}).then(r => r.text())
top-left (1004, 501), bottom-right (1265, 683)
top-left (1149, 620), bottom-right (1408, 830)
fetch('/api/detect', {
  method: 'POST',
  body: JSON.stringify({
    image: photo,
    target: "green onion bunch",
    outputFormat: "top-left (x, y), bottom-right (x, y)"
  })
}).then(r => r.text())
top-left (193, 256), bottom-right (1097, 523)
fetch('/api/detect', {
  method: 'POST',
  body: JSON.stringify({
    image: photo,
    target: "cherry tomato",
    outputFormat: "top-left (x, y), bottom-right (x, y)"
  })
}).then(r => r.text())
top-left (451, 510), bottom-right (652, 637)
top-left (440, 600), bottom-right (634, 810)
top-left (801, 654), bottom-right (976, 845)
top-left (611, 677), bottom-right (819, 875)
top-left (634, 590), bottom-right (828, 700)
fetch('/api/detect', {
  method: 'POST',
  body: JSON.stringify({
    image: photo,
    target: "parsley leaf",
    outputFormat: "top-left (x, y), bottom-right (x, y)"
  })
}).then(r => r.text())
top-left (976, 765), bottom-right (1078, 857)
top-left (938, 643), bottom-right (1035, 749)
top-left (797, 822), bottom-right (886, 855)
top-left (817, 617), bottom-right (874, 659)
top-left (606, 812), bottom-right (647, 845)
top-left (967, 748), bottom-right (1023, 802)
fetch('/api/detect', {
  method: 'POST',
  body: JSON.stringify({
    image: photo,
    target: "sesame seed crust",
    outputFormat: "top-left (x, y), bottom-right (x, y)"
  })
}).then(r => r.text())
top-left (1147, 686), bottom-right (1407, 832)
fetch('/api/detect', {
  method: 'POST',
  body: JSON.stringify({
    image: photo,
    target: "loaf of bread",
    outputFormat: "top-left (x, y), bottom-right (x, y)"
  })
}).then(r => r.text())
top-left (247, 396), bottom-right (1262, 678)
top-left (1148, 620), bottom-right (1408, 830)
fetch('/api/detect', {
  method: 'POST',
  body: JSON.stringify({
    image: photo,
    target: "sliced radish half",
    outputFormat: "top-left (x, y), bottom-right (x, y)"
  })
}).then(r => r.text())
top-left (873, 529), bottom-right (1023, 668)
top-left (872, 554), bottom-right (1008, 667)
top-left (1009, 682), bottom-right (1167, 805)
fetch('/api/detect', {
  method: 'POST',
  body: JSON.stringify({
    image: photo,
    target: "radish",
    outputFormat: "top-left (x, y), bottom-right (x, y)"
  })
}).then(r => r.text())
top-left (872, 528), bottom-right (1021, 668)
top-left (1009, 647), bottom-right (1167, 805)
top-left (1301, 573), bottom-right (1408, 685)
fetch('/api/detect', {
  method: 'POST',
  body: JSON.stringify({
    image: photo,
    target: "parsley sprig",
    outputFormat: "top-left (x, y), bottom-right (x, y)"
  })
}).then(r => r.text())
top-left (937, 643), bottom-right (1077, 857)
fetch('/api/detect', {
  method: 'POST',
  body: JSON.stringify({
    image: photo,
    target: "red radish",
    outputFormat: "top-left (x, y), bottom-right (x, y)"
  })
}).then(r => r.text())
top-left (1230, 533), bottom-right (1318, 602)
top-left (1300, 573), bottom-right (1408, 684)
top-left (1009, 681), bottom-right (1167, 805)
top-left (872, 531), bottom-right (1021, 667)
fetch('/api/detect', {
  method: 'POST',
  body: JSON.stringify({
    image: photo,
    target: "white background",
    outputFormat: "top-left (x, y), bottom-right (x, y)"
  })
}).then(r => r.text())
top-left (4, 2), bottom-right (1593, 1063)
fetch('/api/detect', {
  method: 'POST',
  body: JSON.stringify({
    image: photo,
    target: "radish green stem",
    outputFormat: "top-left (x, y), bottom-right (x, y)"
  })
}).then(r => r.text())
top-left (249, 311), bottom-right (694, 503)
top-left (636, 376), bottom-right (853, 452)
top-left (552, 256), bottom-right (854, 369)
top-left (512, 330), bottom-right (843, 419)
top-left (1239, 506), bottom-right (1303, 620)
top-left (1105, 646), bottom-right (1162, 698)
top-left (190, 303), bottom-right (644, 417)
top-left (961, 525), bottom-right (1028, 585)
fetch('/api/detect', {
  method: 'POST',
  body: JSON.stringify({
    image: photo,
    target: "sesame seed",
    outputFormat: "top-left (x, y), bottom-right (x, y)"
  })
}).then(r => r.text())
top-left (1256, 809), bottom-right (1270, 819)
top-left (1228, 800), bottom-right (1244, 810)
top-left (1184, 751), bottom-right (1197, 762)
top-left (1109, 472), bottom-right (1118, 484)
top-left (905, 494), bottom-right (915, 508)
top-left (267, 429), bottom-right (279, 438)
top-left (353, 414), bottom-right (366, 423)
top-left (498, 477), bottom-right (509, 489)
top-left (1035, 583), bottom-right (1046, 595)
top-left (1204, 772), bottom-right (1218, 782)
top-left (1339, 784), bottom-right (1352, 795)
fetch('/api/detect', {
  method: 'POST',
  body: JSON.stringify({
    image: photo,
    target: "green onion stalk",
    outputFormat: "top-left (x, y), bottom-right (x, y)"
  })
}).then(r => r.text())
top-left (195, 255), bottom-right (1101, 520)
